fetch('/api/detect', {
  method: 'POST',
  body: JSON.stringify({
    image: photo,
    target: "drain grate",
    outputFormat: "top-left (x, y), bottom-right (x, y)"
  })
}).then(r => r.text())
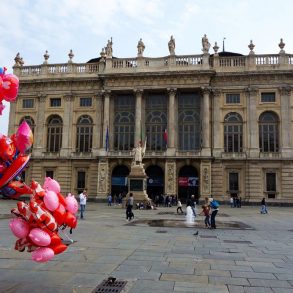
top-left (93, 278), bottom-right (127, 293)
top-left (223, 240), bottom-right (252, 244)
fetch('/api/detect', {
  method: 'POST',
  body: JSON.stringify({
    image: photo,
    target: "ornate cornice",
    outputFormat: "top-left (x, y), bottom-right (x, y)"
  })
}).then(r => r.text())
top-left (167, 87), bottom-right (177, 96)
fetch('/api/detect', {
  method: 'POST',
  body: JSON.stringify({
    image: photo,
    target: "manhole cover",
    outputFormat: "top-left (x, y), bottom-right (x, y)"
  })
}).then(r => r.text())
top-left (92, 278), bottom-right (127, 293)
top-left (200, 235), bottom-right (217, 239)
top-left (223, 240), bottom-right (252, 244)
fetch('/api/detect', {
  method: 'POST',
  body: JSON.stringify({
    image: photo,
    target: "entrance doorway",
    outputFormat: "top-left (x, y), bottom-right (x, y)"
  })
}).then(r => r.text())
top-left (145, 165), bottom-right (164, 201)
top-left (111, 165), bottom-right (129, 199)
top-left (178, 165), bottom-right (199, 203)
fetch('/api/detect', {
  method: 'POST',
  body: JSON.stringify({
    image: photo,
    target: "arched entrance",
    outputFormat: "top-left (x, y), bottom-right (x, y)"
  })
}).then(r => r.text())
top-left (111, 165), bottom-right (129, 197)
top-left (145, 165), bottom-right (164, 200)
top-left (178, 165), bottom-right (199, 203)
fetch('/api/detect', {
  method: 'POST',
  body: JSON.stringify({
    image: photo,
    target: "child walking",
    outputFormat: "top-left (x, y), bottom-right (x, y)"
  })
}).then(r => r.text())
top-left (199, 204), bottom-right (211, 228)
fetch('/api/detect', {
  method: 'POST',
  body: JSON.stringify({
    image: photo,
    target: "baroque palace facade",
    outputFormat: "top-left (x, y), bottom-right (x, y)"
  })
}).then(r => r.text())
top-left (8, 36), bottom-right (293, 203)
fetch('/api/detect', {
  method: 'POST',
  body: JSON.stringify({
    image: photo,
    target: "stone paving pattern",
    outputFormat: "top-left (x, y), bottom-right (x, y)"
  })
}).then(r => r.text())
top-left (0, 200), bottom-right (292, 292)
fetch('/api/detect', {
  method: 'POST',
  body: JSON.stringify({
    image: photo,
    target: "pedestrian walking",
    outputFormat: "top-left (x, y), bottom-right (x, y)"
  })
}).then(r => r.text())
top-left (107, 194), bottom-right (112, 206)
top-left (210, 199), bottom-right (219, 229)
top-left (230, 197), bottom-right (234, 208)
top-left (260, 197), bottom-right (268, 214)
top-left (126, 193), bottom-right (134, 221)
top-left (79, 189), bottom-right (87, 219)
top-left (176, 199), bottom-right (184, 214)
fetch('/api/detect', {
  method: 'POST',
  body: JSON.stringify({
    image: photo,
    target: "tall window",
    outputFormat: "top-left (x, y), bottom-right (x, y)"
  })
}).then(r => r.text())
top-left (224, 112), bottom-right (243, 152)
top-left (47, 115), bottom-right (62, 152)
top-left (46, 170), bottom-right (54, 179)
top-left (20, 116), bottom-right (35, 135)
top-left (259, 112), bottom-right (279, 152)
top-left (76, 115), bottom-right (93, 152)
top-left (178, 93), bottom-right (201, 150)
top-left (114, 95), bottom-right (135, 151)
top-left (145, 94), bottom-right (167, 151)
top-left (266, 172), bottom-right (276, 198)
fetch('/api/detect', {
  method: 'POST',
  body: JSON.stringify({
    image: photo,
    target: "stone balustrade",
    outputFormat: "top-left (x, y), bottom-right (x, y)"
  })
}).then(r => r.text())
top-left (14, 53), bottom-right (293, 77)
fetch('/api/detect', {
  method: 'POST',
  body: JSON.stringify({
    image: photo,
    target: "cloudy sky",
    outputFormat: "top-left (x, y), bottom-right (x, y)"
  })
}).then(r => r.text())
top-left (0, 0), bottom-right (293, 134)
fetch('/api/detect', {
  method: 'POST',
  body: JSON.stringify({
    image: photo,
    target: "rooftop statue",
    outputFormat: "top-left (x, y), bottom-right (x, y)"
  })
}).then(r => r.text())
top-left (137, 38), bottom-right (145, 57)
top-left (105, 37), bottom-right (113, 58)
top-left (168, 35), bottom-right (175, 55)
top-left (202, 34), bottom-right (211, 54)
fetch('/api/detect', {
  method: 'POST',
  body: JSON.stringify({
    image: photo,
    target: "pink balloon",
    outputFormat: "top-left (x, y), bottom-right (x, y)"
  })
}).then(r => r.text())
top-left (43, 177), bottom-right (60, 193)
top-left (31, 247), bottom-right (55, 263)
top-left (15, 121), bottom-right (33, 153)
top-left (44, 190), bottom-right (59, 211)
top-left (1, 73), bottom-right (19, 102)
top-left (9, 218), bottom-right (30, 238)
top-left (28, 228), bottom-right (51, 246)
top-left (65, 194), bottom-right (78, 214)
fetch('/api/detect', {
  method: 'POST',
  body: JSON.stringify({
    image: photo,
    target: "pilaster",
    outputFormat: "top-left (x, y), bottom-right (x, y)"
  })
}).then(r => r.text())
top-left (201, 87), bottom-right (211, 156)
top-left (60, 93), bottom-right (74, 157)
top-left (245, 88), bottom-right (259, 158)
top-left (134, 89), bottom-right (143, 144)
top-left (33, 94), bottom-right (46, 156)
top-left (92, 92), bottom-right (103, 156)
top-left (200, 161), bottom-right (211, 197)
top-left (100, 90), bottom-right (111, 155)
top-left (279, 87), bottom-right (293, 157)
top-left (96, 160), bottom-right (109, 197)
top-left (212, 89), bottom-right (222, 157)
top-left (167, 88), bottom-right (177, 155)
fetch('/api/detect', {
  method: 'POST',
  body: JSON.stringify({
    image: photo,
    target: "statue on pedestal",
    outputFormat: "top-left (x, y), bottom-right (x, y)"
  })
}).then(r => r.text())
top-left (105, 37), bottom-right (113, 58)
top-left (132, 141), bottom-right (146, 165)
top-left (202, 34), bottom-right (211, 54)
top-left (168, 35), bottom-right (175, 55)
top-left (137, 38), bottom-right (145, 57)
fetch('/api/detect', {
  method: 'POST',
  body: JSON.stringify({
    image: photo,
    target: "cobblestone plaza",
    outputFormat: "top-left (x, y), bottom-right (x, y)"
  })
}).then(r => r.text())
top-left (0, 201), bottom-right (293, 292)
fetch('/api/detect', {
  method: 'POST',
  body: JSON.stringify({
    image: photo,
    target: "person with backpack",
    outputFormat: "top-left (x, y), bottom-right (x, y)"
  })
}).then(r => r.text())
top-left (210, 198), bottom-right (219, 229)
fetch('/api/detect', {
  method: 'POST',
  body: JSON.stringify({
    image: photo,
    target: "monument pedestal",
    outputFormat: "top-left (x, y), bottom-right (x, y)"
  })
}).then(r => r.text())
top-left (128, 163), bottom-right (149, 203)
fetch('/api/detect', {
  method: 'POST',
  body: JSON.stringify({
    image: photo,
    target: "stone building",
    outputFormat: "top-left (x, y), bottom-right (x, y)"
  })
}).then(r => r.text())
top-left (9, 36), bottom-right (293, 203)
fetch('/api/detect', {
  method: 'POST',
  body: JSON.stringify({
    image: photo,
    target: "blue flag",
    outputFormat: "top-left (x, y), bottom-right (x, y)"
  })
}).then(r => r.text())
top-left (105, 126), bottom-right (109, 151)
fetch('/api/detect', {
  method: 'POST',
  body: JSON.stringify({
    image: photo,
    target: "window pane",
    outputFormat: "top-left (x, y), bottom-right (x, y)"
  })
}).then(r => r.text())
top-left (50, 98), bottom-right (61, 107)
top-left (77, 171), bottom-right (86, 189)
top-left (22, 99), bottom-right (34, 108)
top-left (261, 92), bottom-right (275, 103)
top-left (80, 97), bottom-right (92, 107)
top-left (226, 94), bottom-right (240, 104)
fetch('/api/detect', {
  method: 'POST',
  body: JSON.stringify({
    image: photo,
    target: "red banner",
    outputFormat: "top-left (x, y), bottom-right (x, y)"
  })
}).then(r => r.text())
top-left (178, 177), bottom-right (188, 186)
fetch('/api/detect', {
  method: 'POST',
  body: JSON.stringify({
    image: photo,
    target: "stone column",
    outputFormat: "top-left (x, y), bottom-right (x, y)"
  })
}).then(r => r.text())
top-left (167, 88), bottom-right (176, 152)
top-left (8, 101), bottom-right (17, 136)
top-left (212, 89), bottom-right (222, 157)
top-left (201, 87), bottom-right (211, 156)
top-left (33, 94), bottom-right (46, 157)
top-left (96, 160), bottom-right (109, 198)
top-left (279, 87), bottom-right (292, 157)
top-left (101, 90), bottom-right (110, 153)
top-left (245, 88), bottom-right (259, 157)
top-left (60, 94), bottom-right (74, 157)
top-left (165, 160), bottom-right (176, 196)
top-left (134, 89), bottom-right (143, 144)
top-left (92, 92), bottom-right (103, 156)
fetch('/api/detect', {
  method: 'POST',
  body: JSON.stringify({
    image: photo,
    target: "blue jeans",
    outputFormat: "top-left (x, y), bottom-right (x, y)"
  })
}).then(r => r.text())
top-left (80, 204), bottom-right (86, 218)
top-left (211, 210), bottom-right (218, 228)
top-left (204, 215), bottom-right (211, 227)
top-left (260, 205), bottom-right (268, 214)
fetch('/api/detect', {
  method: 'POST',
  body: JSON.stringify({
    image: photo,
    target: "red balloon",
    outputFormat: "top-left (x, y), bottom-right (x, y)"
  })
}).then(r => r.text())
top-left (53, 204), bottom-right (66, 225)
top-left (50, 232), bottom-right (62, 246)
top-left (49, 243), bottom-right (67, 255)
top-left (57, 192), bottom-right (67, 207)
top-left (64, 212), bottom-right (77, 228)
top-left (1, 73), bottom-right (19, 102)
top-left (0, 134), bottom-right (16, 162)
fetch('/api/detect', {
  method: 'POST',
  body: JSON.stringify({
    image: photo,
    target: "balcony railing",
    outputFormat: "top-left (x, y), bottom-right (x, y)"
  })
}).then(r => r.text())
top-left (15, 53), bottom-right (293, 78)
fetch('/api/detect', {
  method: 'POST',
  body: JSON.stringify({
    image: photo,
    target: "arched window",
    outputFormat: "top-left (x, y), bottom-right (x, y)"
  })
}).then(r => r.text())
top-left (145, 94), bottom-right (167, 151)
top-left (47, 115), bottom-right (62, 152)
top-left (224, 112), bottom-right (243, 152)
top-left (114, 95), bottom-right (135, 151)
top-left (19, 116), bottom-right (35, 134)
top-left (178, 93), bottom-right (201, 150)
top-left (259, 111), bottom-right (279, 152)
top-left (76, 115), bottom-right (93, 152)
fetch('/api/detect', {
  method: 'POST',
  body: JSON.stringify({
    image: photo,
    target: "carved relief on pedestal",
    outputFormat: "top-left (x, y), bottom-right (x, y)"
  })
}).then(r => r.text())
top-left (98, 161), bottom-right (108, 194)
top-left (200, 162), bottom-right (211, 195)
top-left (165, 161), bottom-right (176, 194)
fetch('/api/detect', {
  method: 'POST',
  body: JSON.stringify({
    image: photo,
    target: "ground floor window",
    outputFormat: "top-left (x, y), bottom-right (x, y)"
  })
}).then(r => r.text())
top-left (77, 171), bottom-right (86, 194)
top-left (229, 172), bottom-right (239, 196)
top-left (266, 172), bottom-right (276, 198)
top-left (45, 170), bottom-right (54, 179)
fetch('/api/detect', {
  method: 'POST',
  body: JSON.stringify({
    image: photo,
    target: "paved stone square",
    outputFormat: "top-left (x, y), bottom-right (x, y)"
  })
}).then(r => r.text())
top-left (0, 200), bottom-right (293, 292)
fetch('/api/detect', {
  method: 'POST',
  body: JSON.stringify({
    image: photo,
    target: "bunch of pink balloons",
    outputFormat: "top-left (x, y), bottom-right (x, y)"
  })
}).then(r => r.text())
top-left (9, 177), bottom-right (79, 262)
top-left (0, 67), bottom-right (19, 115)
